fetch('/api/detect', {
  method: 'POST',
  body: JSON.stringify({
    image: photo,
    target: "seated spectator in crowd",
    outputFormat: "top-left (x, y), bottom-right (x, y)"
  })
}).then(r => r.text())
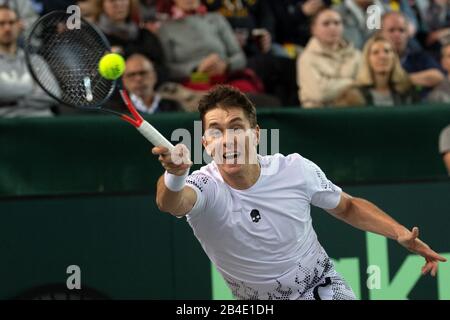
top-left (30, 0), bottom-right (74, 16)
top-left (205, 0), bottom-right (299, 105)
top-left (139, 0), bottom-right (164, 34)
top-left (158, 0), bottom-right (264, 93)
top-left (439, 125), bottom-right (450, 175)
top-left (298, 8), bottom-right (361, 108)
top-left (270, 0), bottom-right (331, 48)
top-left (123, 54), bottom-right (183, 114)
top-left (381, 11), bottom-right (444, 97)
top-left (421, 0), bottom-right (450, 59)
top-left (334, 0), bottom-right (389, 49)
top-left (428, 42), bottom-right (450, 102)
top-left (204, 0), bottom-right (274, 57)
top-left (77, 0), bottom-right (102, 23)
top-left (97, 0), bottom-right (168, 84)
top-left (0, 5), bottom-right (55, 117)
top-left (334, 35), bottom-right (419, 107)
top-left (382, 0), bottom-right (424, 34)
top-left (0, 0), bottom-right (38, 31)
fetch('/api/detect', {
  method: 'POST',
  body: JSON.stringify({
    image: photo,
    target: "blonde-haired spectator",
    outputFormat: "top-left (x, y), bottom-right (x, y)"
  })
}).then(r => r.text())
top-left (298, 8), bottom-right (361, 107)
top-left (334, 34), bottom-right (419, 107)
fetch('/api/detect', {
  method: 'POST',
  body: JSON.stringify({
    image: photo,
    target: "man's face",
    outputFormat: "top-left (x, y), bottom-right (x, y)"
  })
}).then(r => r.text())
top-left (0, 9), bottom-right (20, 47)
top-left (382, 14), bottom-right (409, 55)
top-left (202, 107), bottom-right (259, 176)
top-left (123, 57), bottom-right (156, 98)
top-left (441, 45), bottom-right (450, 74)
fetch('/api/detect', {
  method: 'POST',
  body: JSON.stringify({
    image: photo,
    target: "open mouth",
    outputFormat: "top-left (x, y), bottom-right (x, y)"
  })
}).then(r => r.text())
top-left (223, 151), bottom-right (241, 160)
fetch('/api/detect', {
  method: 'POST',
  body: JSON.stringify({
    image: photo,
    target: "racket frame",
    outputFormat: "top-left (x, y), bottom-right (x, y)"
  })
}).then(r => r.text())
top-left (24, 11), bottom-right (175, 151)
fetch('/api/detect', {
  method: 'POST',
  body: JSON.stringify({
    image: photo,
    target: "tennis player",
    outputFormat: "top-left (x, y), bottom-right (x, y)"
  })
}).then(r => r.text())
top-left (153, 85), bottom-right (446, 300)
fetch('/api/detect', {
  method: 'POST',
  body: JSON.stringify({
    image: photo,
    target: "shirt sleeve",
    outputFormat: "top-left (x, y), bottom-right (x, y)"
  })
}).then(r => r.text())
top-left (184, 171), bottom-right (218, 220)
top-left (439, 125), bottom-right (450, 154)
top-left (300, 156), bottom-right (342, 210)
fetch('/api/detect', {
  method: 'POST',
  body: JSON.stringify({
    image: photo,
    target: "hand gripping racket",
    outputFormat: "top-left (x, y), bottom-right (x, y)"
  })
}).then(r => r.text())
top-left (24, 10), bottom-right (174, 151)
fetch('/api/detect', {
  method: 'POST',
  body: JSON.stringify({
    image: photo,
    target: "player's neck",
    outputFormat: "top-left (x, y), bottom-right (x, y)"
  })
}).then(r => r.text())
top-left (221, 163), bottom-right (261, 190)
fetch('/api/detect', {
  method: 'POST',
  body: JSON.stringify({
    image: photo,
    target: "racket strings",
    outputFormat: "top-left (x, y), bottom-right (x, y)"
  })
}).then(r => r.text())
top-left (26, 12), bottom-right (115, 108)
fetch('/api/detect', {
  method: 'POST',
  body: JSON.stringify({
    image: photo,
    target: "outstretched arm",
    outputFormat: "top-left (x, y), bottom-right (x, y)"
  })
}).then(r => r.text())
top-left (327, 193), bottom-right (447, 276)
top-left (153, 145), bottom-right (196, 217)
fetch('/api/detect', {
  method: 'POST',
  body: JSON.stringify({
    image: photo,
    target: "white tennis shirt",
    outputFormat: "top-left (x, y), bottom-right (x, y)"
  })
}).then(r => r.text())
top-left (184, 153), bottom-right (342, 298)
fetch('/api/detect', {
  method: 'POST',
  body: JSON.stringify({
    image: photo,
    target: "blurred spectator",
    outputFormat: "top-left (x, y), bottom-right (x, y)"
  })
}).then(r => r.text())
top-left (204, 0), bottom-right (298, 105)
top-left (422, 0), bottom-right (450, 58)
top-left (270, 0), bottom-right (331, 47)
top-left (297, 8), bottom-right (361, 108)
top-left (382, 0), bottom-right (423, 35)
top-left (97, 0), bottom-right (168, 84)
top-left (0, 5), bottom-right (55, 117)
top-left (30, 0), bottom-right (74, 16)
top-left (428, 42), bottom-right (450, 102)
top-left (388, 1), bottom-right (450, 56)
top-left (138, 0), bottom-right (165, 34)
top-left (439, 125), bottom-right (450, 175)
top-left (203, 0), bottom-right (275, 57)
top-left (77, 0), bottom-right (101, 23)
top-left (334, 0), bottom-right (389, 49)
top-left (123, 54), bottom-right (183, 113)
top-left (381, 11), bottom-right (444, 96)
top-left (334, 35), bottom-right (418, 107)
top-left (0, 0), bottom-right (38, 31)
top-left (139, 0), bottom-right (158, 20)
top-left (158, 0), bottom-right (264, 93)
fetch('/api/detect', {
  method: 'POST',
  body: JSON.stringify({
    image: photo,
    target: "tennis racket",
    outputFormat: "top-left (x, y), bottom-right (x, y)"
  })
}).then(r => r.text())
top-left (24, 10), bottom-right (174, 151)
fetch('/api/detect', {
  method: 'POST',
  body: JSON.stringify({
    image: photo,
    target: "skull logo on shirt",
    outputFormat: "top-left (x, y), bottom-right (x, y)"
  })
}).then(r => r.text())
top-left (250, 209), bottom-right (261, 223)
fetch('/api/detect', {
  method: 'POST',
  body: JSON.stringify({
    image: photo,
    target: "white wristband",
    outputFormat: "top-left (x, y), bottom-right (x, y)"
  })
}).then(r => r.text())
top-left (164, 170), bottom-right (189, 192)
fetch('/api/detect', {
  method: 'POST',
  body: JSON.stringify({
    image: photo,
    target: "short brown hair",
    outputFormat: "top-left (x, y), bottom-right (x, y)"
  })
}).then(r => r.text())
top-left (310, 7), bottom-right (341, 29)
top-left (198, 85), bottom-right (257, 129)
top-left (0, 4), bottom-right (17, 16)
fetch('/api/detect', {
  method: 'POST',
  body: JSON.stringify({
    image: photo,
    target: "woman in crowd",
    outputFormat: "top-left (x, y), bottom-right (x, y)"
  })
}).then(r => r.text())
top-left (97, 0), bottom-right (167, 83)
top-left (297, 8), bottom-right (361, 107)
top-left (334, 34), bottom-right (419, 107)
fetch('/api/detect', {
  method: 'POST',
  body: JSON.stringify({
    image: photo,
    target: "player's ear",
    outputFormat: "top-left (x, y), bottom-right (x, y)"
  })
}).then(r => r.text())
top-left (202, 135), bottom-right (210, 155)
top-left (17, 19), bottom-right (25, 32)
top-left (252, 125), bottom-right (260, 146)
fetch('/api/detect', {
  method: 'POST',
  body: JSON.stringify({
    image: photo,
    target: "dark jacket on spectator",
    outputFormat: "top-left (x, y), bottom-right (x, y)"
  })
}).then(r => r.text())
top-left (334, 84), bottom-right (420, 107)
top-left (97, 14), bottom-right (168, 84)
top-left (270, 0), bottom-right (331, 47)
top-left (204, 0), bottom-right (275, 56)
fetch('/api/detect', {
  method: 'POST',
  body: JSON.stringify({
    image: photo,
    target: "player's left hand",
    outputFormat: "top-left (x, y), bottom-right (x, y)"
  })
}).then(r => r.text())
top-left (397, 227), bottom-right (447, 277)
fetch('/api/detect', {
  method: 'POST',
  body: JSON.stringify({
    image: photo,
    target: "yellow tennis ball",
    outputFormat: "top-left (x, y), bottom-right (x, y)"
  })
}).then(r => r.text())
top-left (98, 53), bottom-right (125, 80)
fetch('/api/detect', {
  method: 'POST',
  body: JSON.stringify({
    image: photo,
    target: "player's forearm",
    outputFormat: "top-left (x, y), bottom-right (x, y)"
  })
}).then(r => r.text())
top-left (156, 175), bottom-right (185, 214)
top-left (338, 197), bottom-right (409, 240)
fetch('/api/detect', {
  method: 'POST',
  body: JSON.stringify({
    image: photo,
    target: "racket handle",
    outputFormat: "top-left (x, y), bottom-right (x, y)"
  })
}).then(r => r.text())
top-left (137, 120), bottom-right (174, 151)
